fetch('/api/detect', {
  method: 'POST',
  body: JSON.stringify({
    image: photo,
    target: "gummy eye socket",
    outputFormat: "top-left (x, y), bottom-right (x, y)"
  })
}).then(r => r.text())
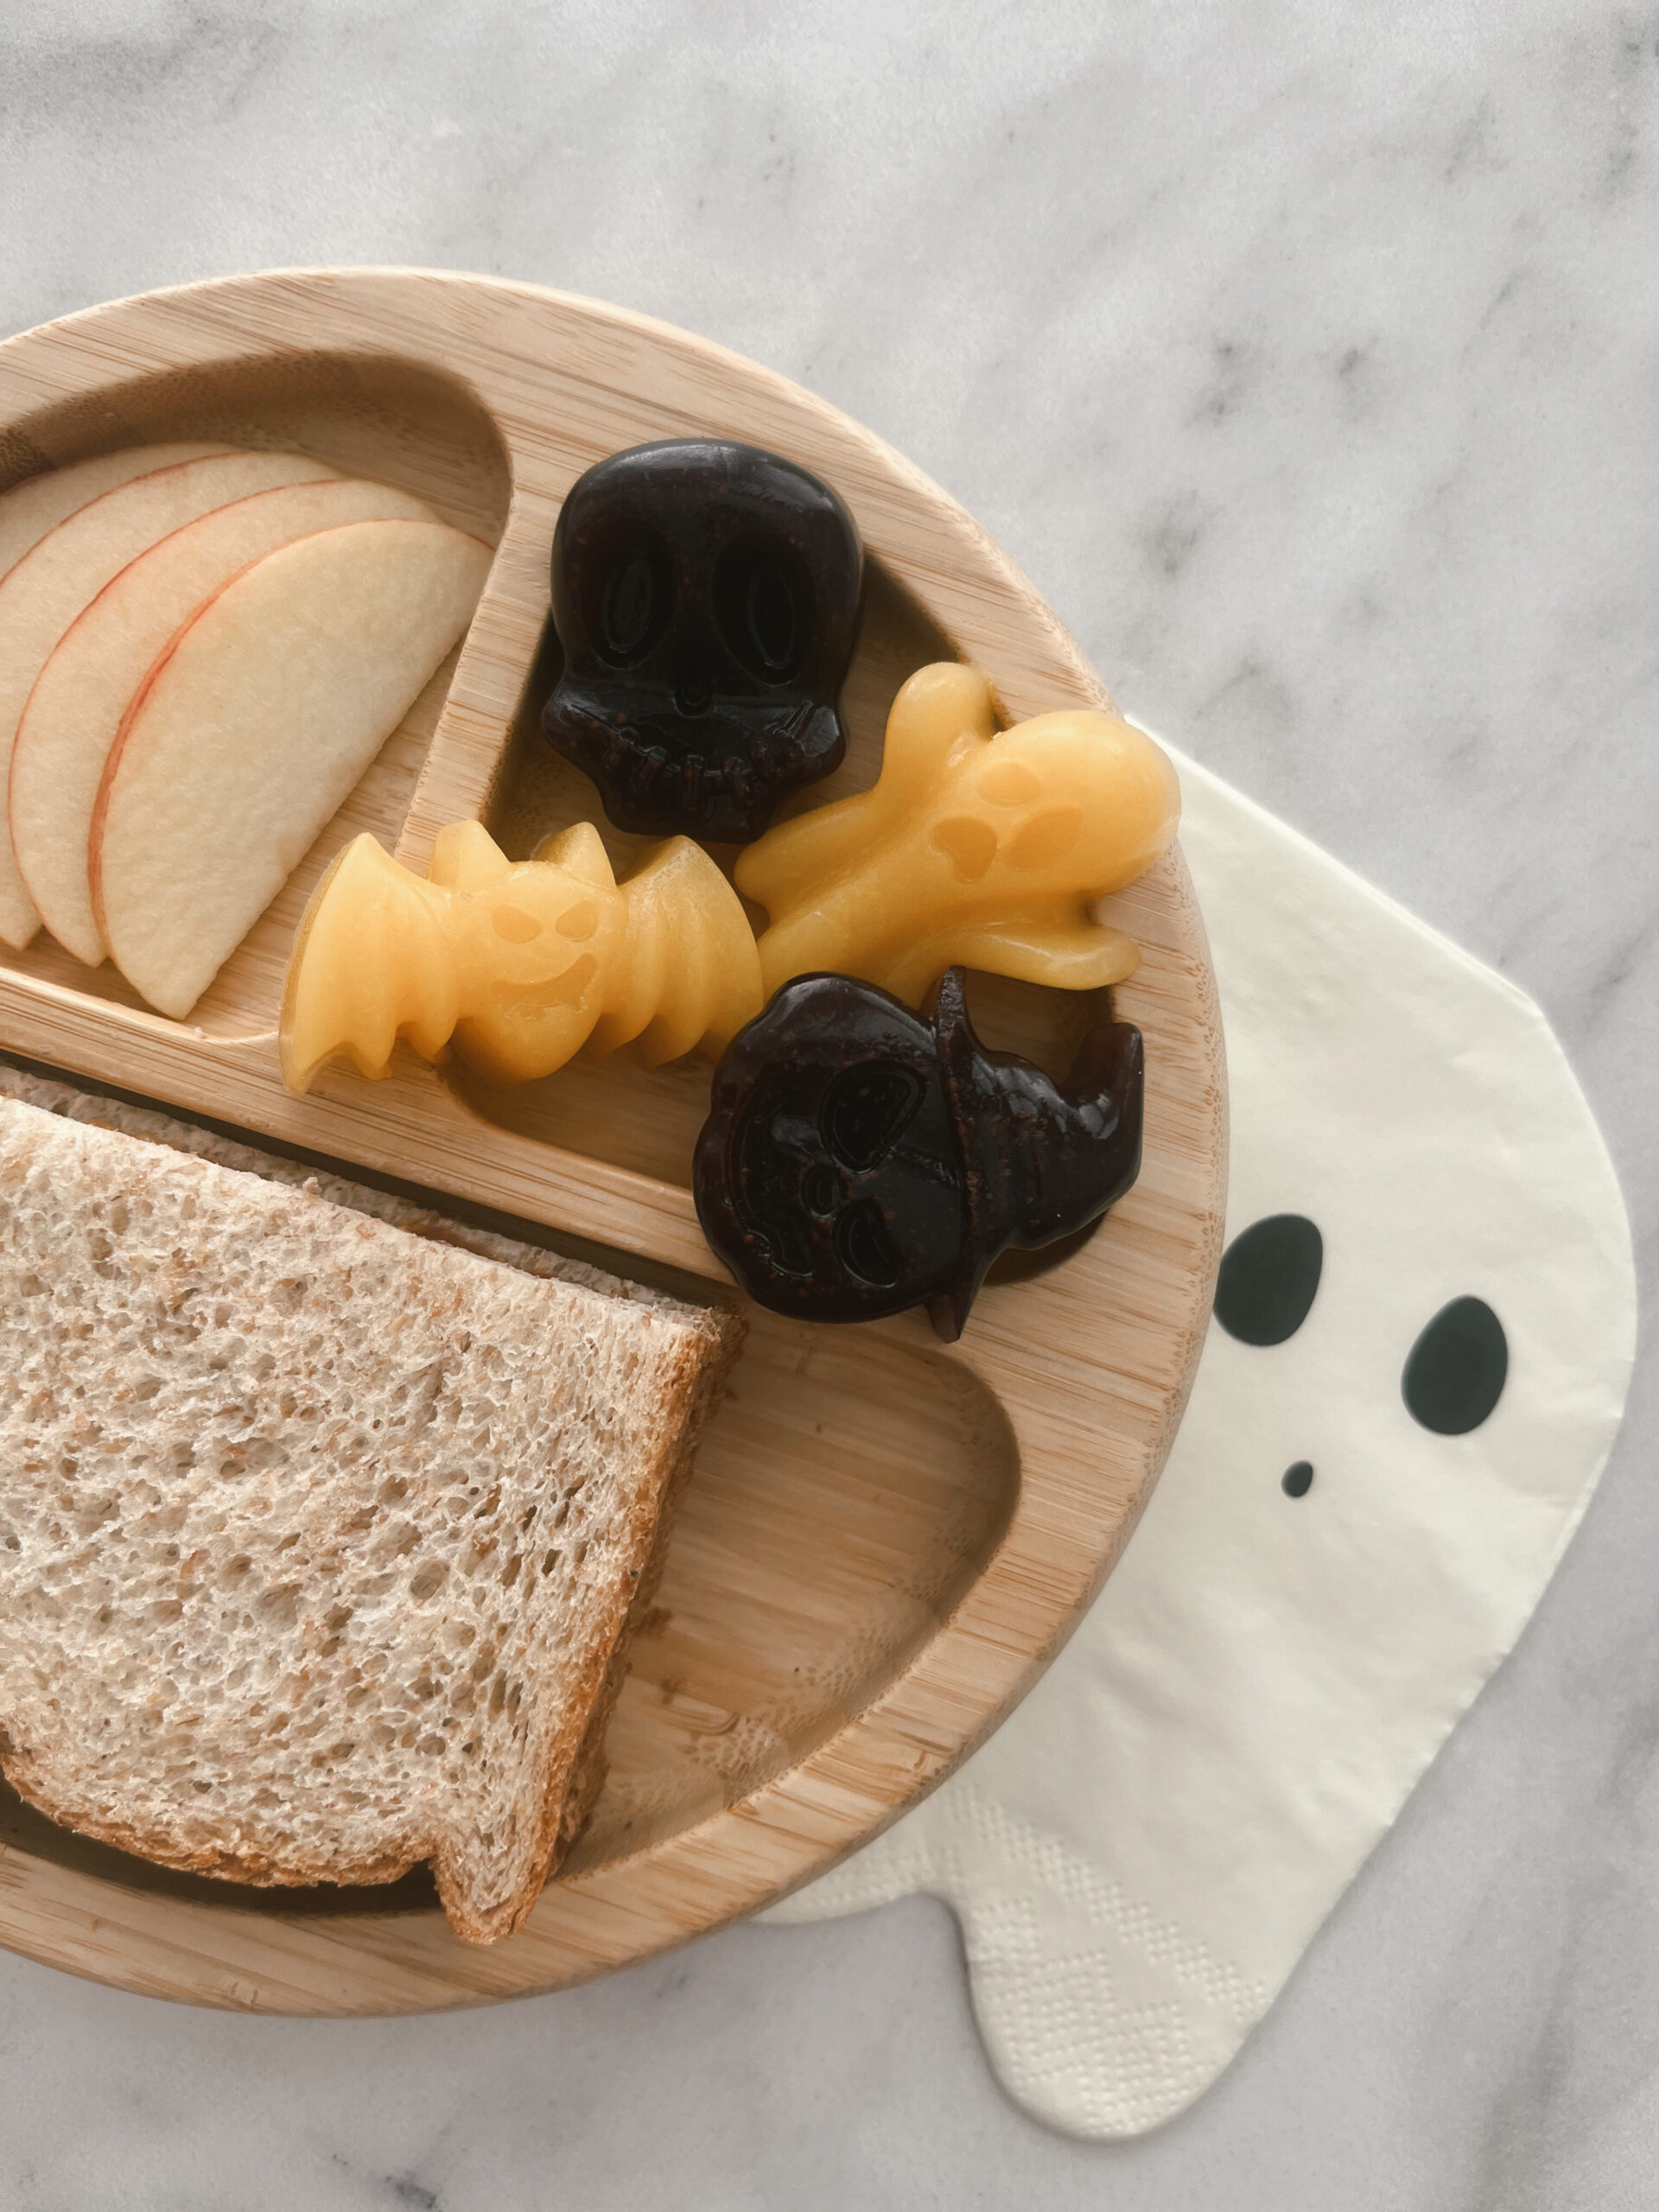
top-left (732, 1095), bottom-right (816, 1275)
top-left (715, 539), bottom-right (806, 681)
top-left (1213, 1214), bottom-right (1323, 1345)
top-left (835, 1200), bottom-right (901, 1288)
top-left (802, 1164), bottom-right (840, 1217)
top-left (1402, 1297), bottom-right (1507, 1433)
top-left (594, 532), bottom-right (672, 667)
top-left (821, 1064), bottom-right (924, 1172)
top-left (746, 566), bottom-right (797, 671)
top-left (603, 553), bottom-right (653, 655)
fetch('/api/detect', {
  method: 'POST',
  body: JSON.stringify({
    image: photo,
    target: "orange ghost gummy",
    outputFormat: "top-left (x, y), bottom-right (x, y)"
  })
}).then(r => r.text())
top-left (735, 662), bottom-right (1181, 1004)
top-left (280, 818), bottom-right (762, 1093)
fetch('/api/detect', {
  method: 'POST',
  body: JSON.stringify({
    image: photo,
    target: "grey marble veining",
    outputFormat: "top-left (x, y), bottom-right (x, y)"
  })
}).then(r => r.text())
top-left (1, 1), bottom-right (1657, 2204)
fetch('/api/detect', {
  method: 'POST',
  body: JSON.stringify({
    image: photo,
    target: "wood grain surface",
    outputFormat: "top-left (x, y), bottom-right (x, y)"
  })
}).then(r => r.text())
top-left (0, 270), bottom-right (1226, 2012)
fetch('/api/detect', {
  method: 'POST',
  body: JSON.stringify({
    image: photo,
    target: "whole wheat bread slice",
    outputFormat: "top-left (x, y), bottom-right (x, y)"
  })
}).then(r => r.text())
top-left (0, 1063), bottom-right (741, 1943)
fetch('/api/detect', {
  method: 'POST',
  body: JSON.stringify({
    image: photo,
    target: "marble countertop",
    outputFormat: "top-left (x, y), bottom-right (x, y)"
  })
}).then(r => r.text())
top-left (2, 1), bottom-right (1656, 2204)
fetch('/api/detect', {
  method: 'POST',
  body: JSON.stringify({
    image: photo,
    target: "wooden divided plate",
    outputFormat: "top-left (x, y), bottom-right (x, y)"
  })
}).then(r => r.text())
top-left (0, 270), bottom-right (1225, 2012)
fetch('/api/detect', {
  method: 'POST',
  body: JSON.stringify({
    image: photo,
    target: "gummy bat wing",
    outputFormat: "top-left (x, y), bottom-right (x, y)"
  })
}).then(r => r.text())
top-left (593, 839), bottom-right (763, 1065)
top-left (280, 836), bottom-right (456, 1092)
top-left (586, 844), bottom-right (670, 1058)
top-left (639, 844), bottom-right (764, 1063)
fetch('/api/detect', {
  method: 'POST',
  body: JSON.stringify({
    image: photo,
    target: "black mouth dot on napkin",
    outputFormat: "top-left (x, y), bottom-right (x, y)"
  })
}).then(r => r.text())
top-left (1402, 1296), bottom-right (1508, 1434)
top-left (1281, 1461), bottom-right (1314, 1498)
top-left (1213, 1214), bottom-right (1323, 1346)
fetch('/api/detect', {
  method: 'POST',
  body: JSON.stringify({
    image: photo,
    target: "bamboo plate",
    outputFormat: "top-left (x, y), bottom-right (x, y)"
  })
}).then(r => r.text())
top-left (0, 270), bottom-right (1225, 2013)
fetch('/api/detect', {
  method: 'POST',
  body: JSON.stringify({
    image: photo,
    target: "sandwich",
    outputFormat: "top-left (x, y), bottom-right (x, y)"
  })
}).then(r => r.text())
top-left (0, 1061), bottom-right (741, 1942)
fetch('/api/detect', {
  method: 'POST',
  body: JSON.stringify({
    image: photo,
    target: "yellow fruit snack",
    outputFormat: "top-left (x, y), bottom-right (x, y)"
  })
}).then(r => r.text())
top-left (735, 661), bottom-right (1181, 1005)
top-left (280, 818), bottom-right (762, 1093)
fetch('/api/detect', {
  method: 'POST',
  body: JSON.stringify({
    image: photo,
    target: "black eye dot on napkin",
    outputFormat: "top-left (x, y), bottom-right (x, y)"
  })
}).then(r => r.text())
top-left (1213, 1213), bottom-right (1323, 1346)
top-left (1402, 1296), bottom-right (1508, 1434)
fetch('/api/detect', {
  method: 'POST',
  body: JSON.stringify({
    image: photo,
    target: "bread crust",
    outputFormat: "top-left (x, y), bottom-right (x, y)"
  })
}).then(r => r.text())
top-left (0, 1060), bottom-right (743, 1942)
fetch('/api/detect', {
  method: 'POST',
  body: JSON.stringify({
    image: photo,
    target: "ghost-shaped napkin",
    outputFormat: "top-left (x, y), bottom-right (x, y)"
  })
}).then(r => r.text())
top-left (769, 741), bottom-right (1636, 2139)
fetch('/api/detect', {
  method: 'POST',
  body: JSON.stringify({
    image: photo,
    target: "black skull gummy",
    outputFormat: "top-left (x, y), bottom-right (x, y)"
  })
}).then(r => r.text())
top-left (693, 969), bottom-right (1145, 1339)
top-left (541, 438), bottom-right (863, 842)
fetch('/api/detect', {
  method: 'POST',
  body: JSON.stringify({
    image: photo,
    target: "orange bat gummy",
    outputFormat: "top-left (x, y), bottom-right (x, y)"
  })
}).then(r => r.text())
top-left (735, 661), bottom-right (1181, 1004)
top-left (280, 818), bottom-right (762, 1093)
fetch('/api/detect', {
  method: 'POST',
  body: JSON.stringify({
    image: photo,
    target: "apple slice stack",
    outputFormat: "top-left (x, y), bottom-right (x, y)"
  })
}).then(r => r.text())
top-left (0, 446), bottom-right (491, 1019)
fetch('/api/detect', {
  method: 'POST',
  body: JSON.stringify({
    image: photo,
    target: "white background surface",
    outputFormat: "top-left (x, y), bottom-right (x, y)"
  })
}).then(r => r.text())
top-left (2, 3), bottom-right (1656, 2205)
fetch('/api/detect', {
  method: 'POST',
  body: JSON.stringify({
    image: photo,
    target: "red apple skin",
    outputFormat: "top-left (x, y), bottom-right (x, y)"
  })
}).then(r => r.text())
top-left (12, 474), bottom-right (437, 963)
top-left (91, 518), bottom-right (491, 1017)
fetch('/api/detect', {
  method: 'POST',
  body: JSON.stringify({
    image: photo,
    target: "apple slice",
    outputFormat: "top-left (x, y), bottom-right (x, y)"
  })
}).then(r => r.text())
top-left (0, 448), bottom-right (340, 948)
top-left (93, 518), bottom-right (492, 1020)
top-left (0, 444), bottom-right (237, 583)
top-left (12, 475), bottom-right (439, 967)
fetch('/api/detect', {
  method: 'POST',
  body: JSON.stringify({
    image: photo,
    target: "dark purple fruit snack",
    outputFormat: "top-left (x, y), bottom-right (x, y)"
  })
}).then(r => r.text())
top-left (692, 968), bottom-right (1144, 1340)
top-left (542, 438), bottom-right (862, 843)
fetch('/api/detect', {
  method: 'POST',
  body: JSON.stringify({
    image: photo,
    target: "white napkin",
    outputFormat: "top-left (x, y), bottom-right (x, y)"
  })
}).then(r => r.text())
top-left (766, 747), bottom-right (1637, 2139)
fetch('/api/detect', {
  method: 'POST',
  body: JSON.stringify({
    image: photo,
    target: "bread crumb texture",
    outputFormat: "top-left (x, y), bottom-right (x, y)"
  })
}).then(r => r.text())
top-left (0, 1082), bottom-right (735, 1942)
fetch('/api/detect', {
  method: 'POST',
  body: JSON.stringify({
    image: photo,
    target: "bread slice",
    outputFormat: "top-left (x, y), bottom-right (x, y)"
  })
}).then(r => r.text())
top-left (0, 1063), bottom-right (741, 1942)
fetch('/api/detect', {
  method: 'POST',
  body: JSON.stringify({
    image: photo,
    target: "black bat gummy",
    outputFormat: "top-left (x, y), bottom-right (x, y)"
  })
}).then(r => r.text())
top-left (541, 438), bottom-right (863, 842)
top-left (692, 969), bottom-right (1144, 1339)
